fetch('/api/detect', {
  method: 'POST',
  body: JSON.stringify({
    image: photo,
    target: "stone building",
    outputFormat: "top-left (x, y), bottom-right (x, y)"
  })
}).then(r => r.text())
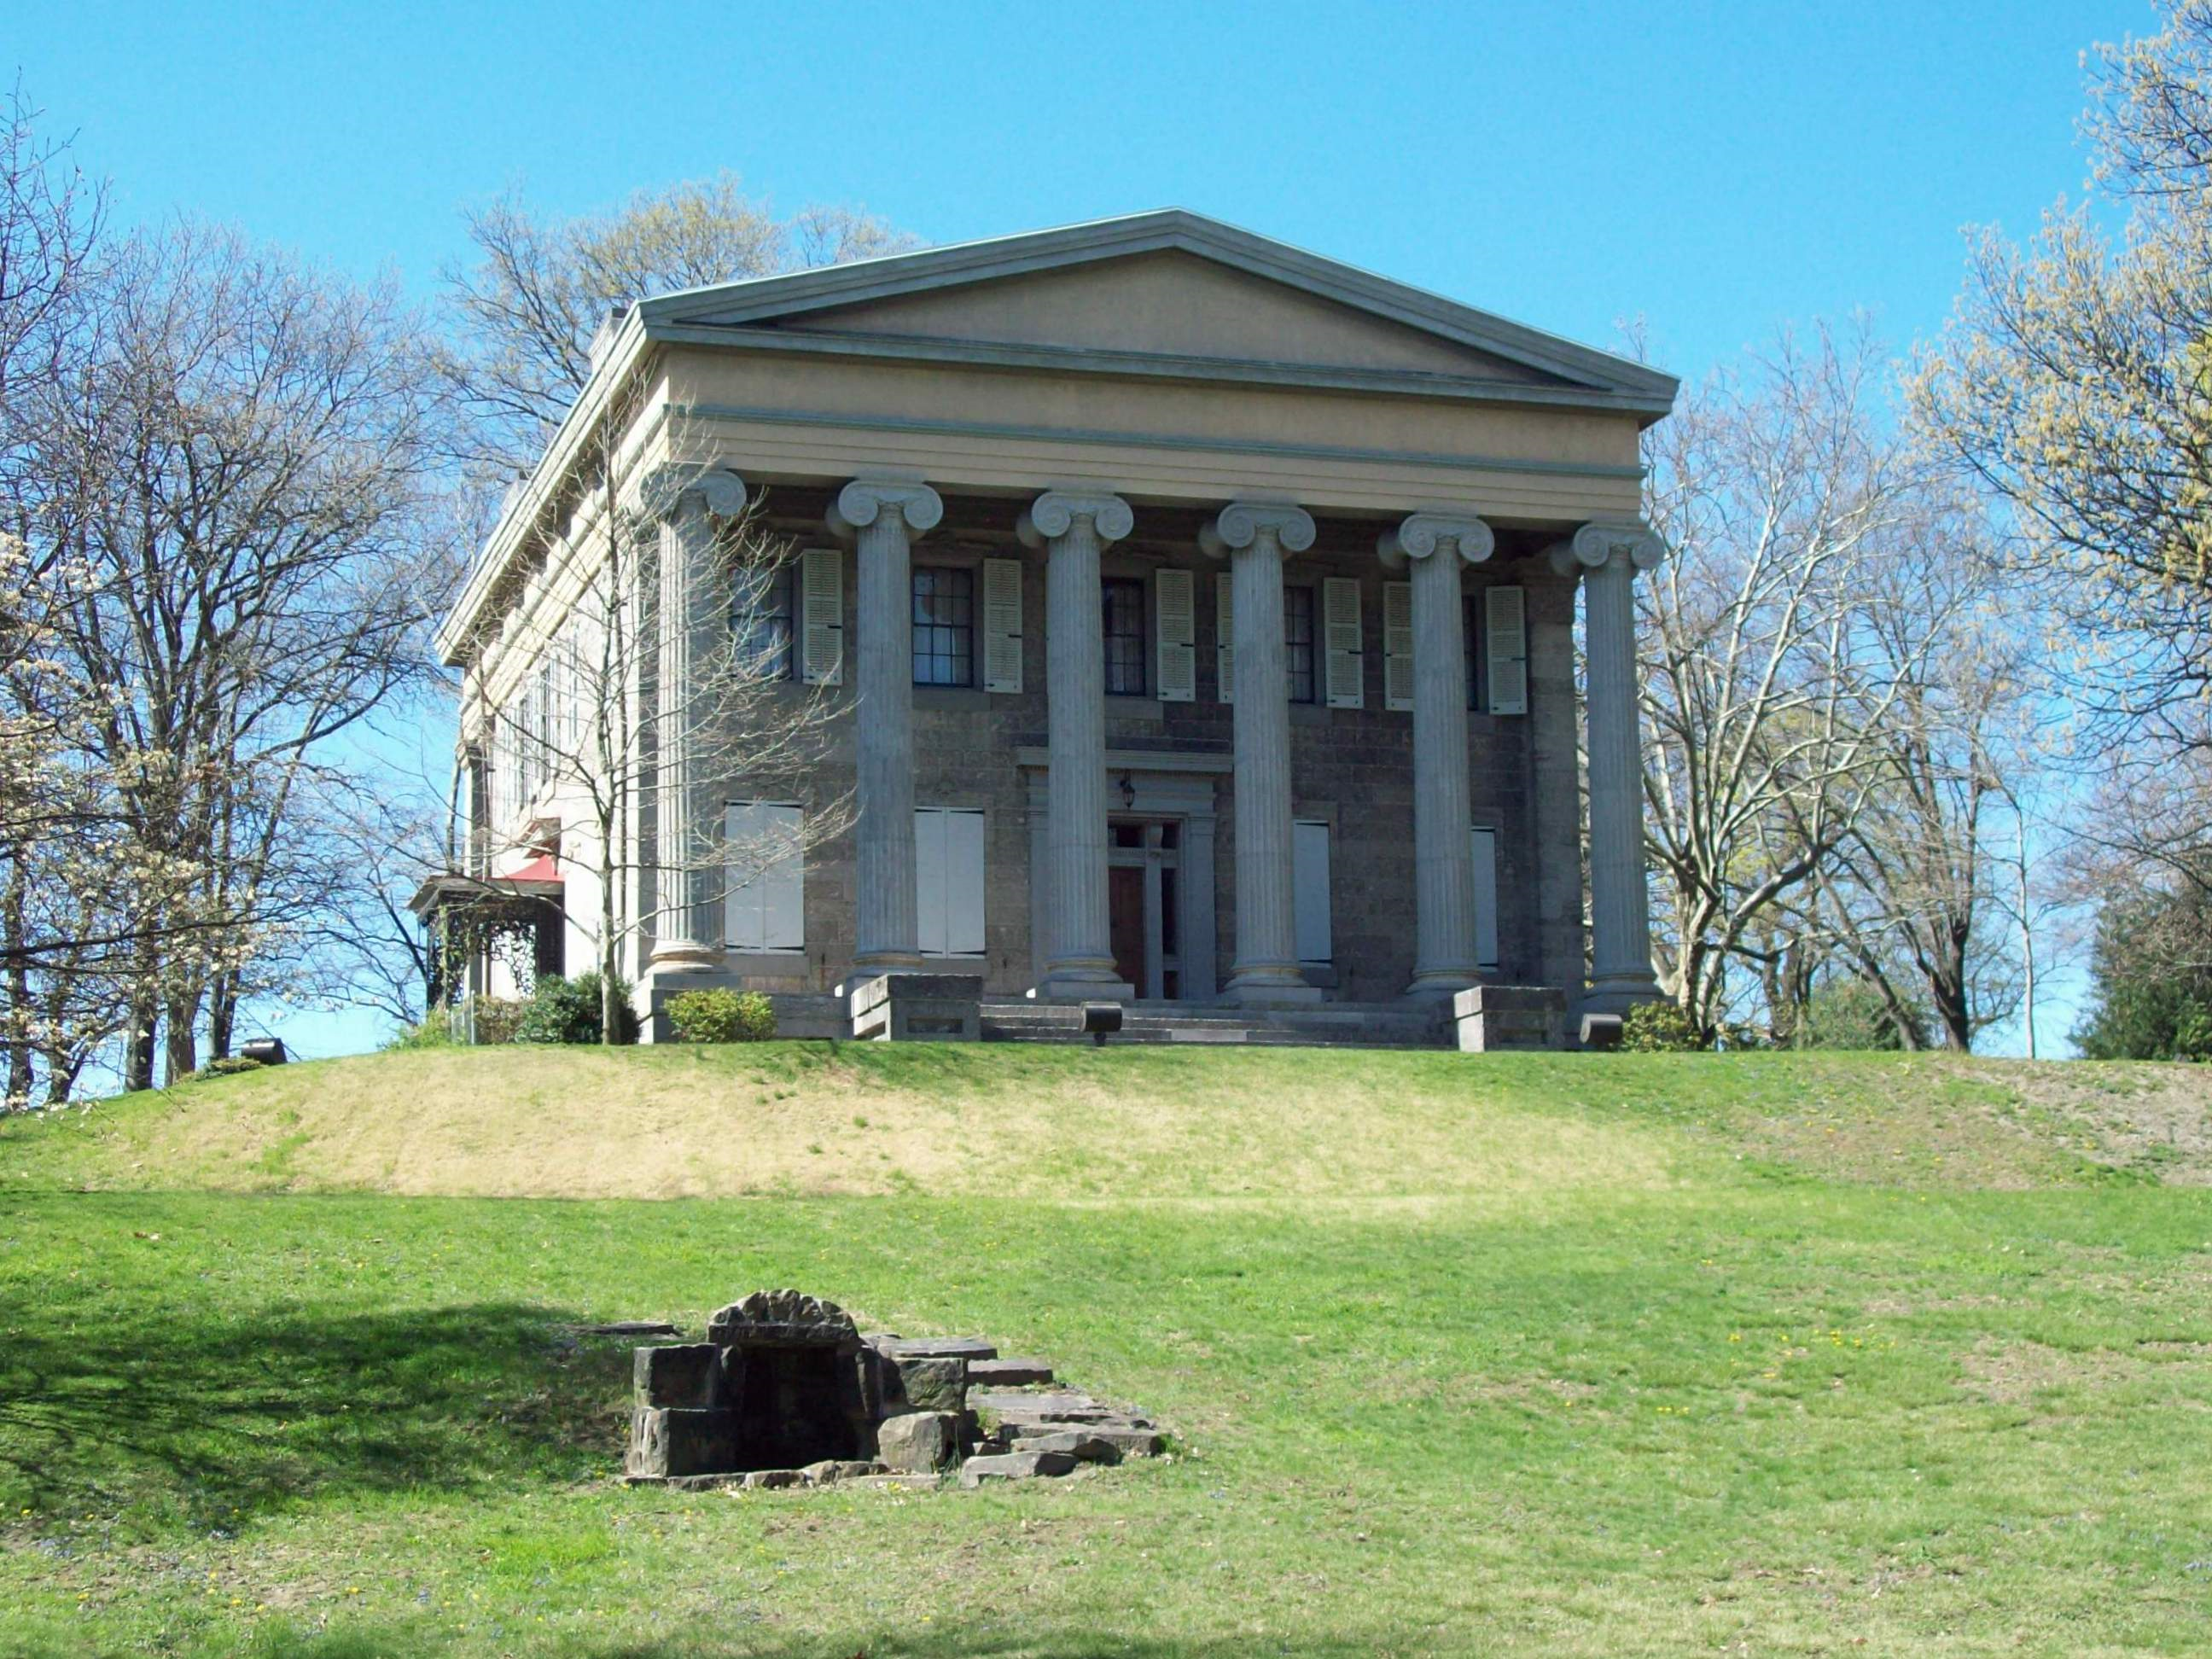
top-left (428, 211), bottom-right (1676, 1036)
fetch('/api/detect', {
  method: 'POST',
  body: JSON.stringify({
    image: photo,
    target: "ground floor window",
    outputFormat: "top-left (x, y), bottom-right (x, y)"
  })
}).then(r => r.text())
top-left (916, 806), bottom-right (986, 957)
top-left (725, 800), bottom-right (805, 952)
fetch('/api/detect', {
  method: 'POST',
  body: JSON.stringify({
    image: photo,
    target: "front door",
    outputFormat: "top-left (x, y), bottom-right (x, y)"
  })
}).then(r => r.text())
top-left (1108, 865), bottom-right (1145, 991)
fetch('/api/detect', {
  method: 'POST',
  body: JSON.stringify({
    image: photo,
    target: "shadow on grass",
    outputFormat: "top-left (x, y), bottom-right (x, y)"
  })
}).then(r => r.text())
top-left (0, 1296), bottom-right (626, 1531)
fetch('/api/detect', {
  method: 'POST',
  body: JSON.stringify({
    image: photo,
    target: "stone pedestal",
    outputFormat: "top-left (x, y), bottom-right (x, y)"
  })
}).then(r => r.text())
top-left (848, 973), bottom-right (983, 1041)
top-left (1452, 985), bottom-right (1569, 1052)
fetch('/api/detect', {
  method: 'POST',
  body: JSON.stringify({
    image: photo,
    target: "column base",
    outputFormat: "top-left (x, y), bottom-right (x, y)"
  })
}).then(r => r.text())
top-left (1222, 963), bottom-right (1323, 1005)
top-left (1033, 958), bottom-right (1135, 1002)
top-left (852, 951), bottom-right (930, 976)
top-left (1580, 973), bottom-right (1665, 1019)
top-left (649, 940), bottom-right (725, 975)
top-left (1402, 966), bottom-right (1481, 999)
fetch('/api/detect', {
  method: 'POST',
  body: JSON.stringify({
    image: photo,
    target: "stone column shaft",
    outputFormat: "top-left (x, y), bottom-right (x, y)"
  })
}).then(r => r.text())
top-left (1386, 512), bottom-right (1494, 996)
top-left (1560, 521), bottom-right (1665, 1013)
top-left (1023, 491), bottom-right (1135, 1000)
top-left (1208, 503), bottom-right (1319, 1004)
top-left (831, 479), bottom-right (942, 975)
top-left (645, 466), bottom-right (747, 972)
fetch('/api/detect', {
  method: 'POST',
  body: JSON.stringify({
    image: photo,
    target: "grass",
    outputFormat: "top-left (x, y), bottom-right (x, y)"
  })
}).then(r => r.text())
top-left (0, 1046), bottom-right (2209, 1654)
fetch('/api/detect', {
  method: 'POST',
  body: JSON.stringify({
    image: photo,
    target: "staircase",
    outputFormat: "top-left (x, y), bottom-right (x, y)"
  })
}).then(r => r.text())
top-left (979, 998), bottom-right (1452, 1050)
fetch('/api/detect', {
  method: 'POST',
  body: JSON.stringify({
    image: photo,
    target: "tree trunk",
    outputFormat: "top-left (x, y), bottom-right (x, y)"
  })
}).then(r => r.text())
top-left (163, 991), bottom-right (200, 1083)
top-left (124, 1001), bottom-right (157, 1093)
top-left (2, 849), bottom-right (32, 1106)
top-left (207, 972), bottom-right (236, 1060)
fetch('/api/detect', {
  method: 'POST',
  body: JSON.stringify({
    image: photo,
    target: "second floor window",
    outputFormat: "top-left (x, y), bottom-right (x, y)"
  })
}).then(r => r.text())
top-left (1463, 591), bottom-right (1487, 711)
top-left (912, 566), bottom-right (974, 686)
top-left (1285, 585), bottom-right (1318, 703)
top-left (731, 563), bottom-right (795, 680)
top-left (1103, 577), bottom-right (1146, 696)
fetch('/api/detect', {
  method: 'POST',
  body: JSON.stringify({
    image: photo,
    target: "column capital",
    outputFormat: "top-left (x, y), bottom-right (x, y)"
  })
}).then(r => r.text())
top-left (1548, 520), bottom-right (1666, 578)
top-left (1377, 511), bottom-right (1495, 571)
top-left (828, 478), bottom-right (943, 539)
top-left (637, 463), bottom-right (748, 524)
top-left (1016, 490), bottom-right (1133, 547)
top-left (1200, 501), bottom-right (1315, 559)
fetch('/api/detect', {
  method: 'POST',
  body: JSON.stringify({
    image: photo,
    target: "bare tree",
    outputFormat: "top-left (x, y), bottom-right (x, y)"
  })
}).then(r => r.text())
top-left (436, 175), bottom-right (912, 480)
top-left (460, 392), bottom-right (851, 1043)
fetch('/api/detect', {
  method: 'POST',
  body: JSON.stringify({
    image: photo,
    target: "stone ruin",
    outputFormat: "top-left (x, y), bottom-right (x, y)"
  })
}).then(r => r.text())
top-left (623, 1289), bottom-right (1164, 1490)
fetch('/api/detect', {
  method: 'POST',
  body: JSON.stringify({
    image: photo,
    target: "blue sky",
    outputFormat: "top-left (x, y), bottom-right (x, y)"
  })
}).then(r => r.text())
top-left (17, 2), bottom-right (2145, 1057)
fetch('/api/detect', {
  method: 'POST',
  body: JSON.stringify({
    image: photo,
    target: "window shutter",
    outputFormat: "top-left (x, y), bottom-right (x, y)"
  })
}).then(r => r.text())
top-left (1214, 572), bottom-right (1234, 703)
top-left (1486, 585), bottom-right (1527, 715)
top-left (1155, 568), bottom-right (1196, 702)
top-left (945, 809), bottom-right (986, 955)
top-left (800, 548), bottom-right (843, 686)
top-left (762, 804), bottom-right (805, 951)
top-left (724, 801), bottom-right (765, 952)
top-left (982, 557), bottom-right (1022, 693)
top-left (1322, 577), bottom-right (1364, 709)
top-left (1382, 582), bottom-right (1415, 712)
top-left (1293, 820), bottom-right (1332, 964)
top-left (914, 807), bottom-right (946, 958)
top-left (1470, 826), bottom-right (1499, 971)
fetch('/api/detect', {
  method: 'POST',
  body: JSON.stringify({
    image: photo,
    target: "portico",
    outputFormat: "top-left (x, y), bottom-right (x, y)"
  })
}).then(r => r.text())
top-left (435, 211), bottom-right (1680, 1039)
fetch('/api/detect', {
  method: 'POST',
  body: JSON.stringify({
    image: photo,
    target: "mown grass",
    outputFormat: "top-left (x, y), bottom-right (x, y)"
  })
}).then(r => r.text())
top-left (1, 1050), bottom-right (2209, 1655)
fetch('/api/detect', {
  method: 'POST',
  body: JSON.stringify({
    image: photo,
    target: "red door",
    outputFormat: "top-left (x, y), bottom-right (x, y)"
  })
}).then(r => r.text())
top-left (1108, 866), bottom-right (1145, 992)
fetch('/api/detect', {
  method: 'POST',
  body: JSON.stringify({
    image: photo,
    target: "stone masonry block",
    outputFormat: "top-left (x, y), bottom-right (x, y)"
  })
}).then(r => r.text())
top-left (876, 1410), bottom-right (961, 1473)
top-left (626, 1406), bottom-right (736, 1478)
top-left (632, 1343), bottom-right (724, 1411)
top-left (889, 1355), bottom-right (968, 1414)
top-left (1453, 985), bottom-right (1569, 1053)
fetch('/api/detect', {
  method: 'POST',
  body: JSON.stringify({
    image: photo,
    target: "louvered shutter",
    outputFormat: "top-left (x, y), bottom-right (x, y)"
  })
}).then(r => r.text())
top-left (1470, 826), bottom-right (1499, 971)
top-left (1382, 582), bottom-right (1415, 712)
top-left (1486, 585), bottom-right (1527, 715)
top-left (982, 558), bottom-right (1022, 693)
top-left (1214, 572), bottom-right (1234, 702)
top-left (1155, 568), bottom-right (1196, 702)
top-left (1322, 577), bottom-right (1364, 709)
top-left (761, 804), bottom-right (805, 951)
top-left (1293, 820), bottom-right (1332, 964)
top-left (724, 801), bottom-right (765, 951)
top-left (914, 808), bottom-right (946, 958)
top-left (800, 548), bottom-right (843, 686)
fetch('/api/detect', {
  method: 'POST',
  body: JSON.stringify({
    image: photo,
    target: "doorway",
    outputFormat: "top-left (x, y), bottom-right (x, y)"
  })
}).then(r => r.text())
top-left (1109, 867), bottom-right (1144, 990)
top-left (1107, 819), bottom-right (1181, 999)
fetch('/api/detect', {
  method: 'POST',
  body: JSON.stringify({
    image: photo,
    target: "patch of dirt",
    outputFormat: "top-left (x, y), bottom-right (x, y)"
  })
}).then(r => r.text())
top-left (1981, 1061), bottom-right (2212, 1185)
top-left (1957, 1338), bottom-right (2150, 1411)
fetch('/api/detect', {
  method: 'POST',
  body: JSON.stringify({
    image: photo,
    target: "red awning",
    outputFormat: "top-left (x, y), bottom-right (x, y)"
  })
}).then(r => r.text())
top-left (505, 853), bottom-right (563, 884)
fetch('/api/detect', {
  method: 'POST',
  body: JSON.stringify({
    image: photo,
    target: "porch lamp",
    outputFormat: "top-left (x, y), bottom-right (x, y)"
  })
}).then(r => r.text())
top-left (1118, 771), bottom-right (1137, 809)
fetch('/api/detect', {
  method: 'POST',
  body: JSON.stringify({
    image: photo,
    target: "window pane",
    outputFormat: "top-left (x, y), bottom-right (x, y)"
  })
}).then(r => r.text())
top-left (911, 567), bottom-right (975, 686)
top-left (731, 564), bottom-right (794, 679)
top-left (1102, 577), bottom-right (1146, 696)
top-left (1285, 586), bottom-right (1317, 703)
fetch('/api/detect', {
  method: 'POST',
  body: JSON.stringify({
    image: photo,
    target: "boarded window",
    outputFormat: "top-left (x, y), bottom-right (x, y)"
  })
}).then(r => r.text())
top-left (1294, 818), bottom-right (1332, 964)
top-left (1470, 825), bottom-right (1499, 971)
top-left (725, 800), bottom-right (805, 952)
top-left (916, 806), bottom-right (986, 958)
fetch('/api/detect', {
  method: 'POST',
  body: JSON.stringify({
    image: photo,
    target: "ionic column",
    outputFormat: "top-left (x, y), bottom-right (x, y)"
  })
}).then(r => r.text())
top-left (1019, 490), bottom-right (1135, 1000)
top-left (1553, 521), bottom-right (1666, 1013)
top-left (829, 478), bottom-right (943, 975)
top-left (643, 464), bottom-right (748, 971)
top-left (1379, 511), bottom-right (1494, 997)
top-left (1203, 502), bottom-right (1321, 1004)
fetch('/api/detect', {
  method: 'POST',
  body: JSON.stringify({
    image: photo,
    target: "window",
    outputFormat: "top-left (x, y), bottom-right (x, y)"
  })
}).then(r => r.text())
top-left (911, 567), bottom-right (975, 686)
top-left (915, 806), bottom-right (985, 957)
top-left (1284, 585), bottom-right (1318, 703)
top-left (1103, 577), bottom-right (1146, 696)
top-left (1470, 825), bottom-right (1499, 972)
top-left (725, 801), bottom-right (804, 952)
top-left (732, 562), bottom-right (795, 680)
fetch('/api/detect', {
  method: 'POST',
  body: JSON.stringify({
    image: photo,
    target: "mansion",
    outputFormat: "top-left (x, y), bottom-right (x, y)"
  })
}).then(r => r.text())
top-left (428, 211), bottom-right (1676, 1038)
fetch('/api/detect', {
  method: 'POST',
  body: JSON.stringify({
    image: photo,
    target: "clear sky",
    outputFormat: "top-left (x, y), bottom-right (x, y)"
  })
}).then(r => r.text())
top-left (14, 2), bottom-right (2145, 1058)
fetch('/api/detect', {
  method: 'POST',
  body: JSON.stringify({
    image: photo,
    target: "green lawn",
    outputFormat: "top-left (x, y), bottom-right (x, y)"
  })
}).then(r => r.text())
top-left (2, 1049), bottom-right (2209, 1655)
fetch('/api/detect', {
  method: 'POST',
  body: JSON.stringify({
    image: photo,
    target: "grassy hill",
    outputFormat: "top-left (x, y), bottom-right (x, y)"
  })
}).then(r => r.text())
top-left (3, 1046), bottom-right (2210, 1656)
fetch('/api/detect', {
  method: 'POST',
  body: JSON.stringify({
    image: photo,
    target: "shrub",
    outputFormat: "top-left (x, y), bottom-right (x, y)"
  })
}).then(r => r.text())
top-left (1796, 979), bottom-right (1930, 1051)
top-left (516, 971), bottom-right (637, 1045)
top-left (183, 1057), bottom-right (265, 1081)
top-left (386, 1008), bottom-right (460, 1051)
top-left (667, 987), bottom-right (777, 1044)
top-left (470, 998), bottom-right (527, 1045)
top-left (1621, 1001), bottom-right (1704, 1052)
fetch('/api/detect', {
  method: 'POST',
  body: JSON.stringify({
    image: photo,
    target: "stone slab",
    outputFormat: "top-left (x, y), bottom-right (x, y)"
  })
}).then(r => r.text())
top-left (1010, 1430), bottom-right (1121, 1464)
top-left (958, 1450), bottom-right (1079, 1487)
top-left (876, 1410), bottom-right (961, 1474)
top-left (1077, 1423), bottom-right (1167, 1457)
top-left (889, 1356), bottom-right (968, 1413)
top-left (881, 1336), bottom-right (998, 1361)
top-left (968, 1358), bottom-right (1054, 1387)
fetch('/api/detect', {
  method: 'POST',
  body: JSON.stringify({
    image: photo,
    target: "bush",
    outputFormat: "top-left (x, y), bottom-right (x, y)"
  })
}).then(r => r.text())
top-left (1796, 979), bottom-right (1930, 1051)
top-left (667, 987), bottom-right (776, 1043)
top-left (184, 1057), bottom-right (265, 1081)
top-left (386, 1009), bottom-right (460, 1051)
top-left (516, 972), bottom-right (637, 1045)
top-left (470, 998), bottom-right (527, 1045)
top-left (1621, 1001), bottom-right (1704, 1051)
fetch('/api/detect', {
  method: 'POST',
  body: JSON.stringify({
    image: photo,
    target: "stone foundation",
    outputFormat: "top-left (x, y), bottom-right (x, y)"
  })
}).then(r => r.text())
top-left (1452, 984), bottom-right (1570, 1051)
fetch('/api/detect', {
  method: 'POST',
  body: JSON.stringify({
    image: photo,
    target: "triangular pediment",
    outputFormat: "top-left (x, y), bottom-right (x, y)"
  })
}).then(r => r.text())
top-left (637, 210), bottom-right (1676, 410)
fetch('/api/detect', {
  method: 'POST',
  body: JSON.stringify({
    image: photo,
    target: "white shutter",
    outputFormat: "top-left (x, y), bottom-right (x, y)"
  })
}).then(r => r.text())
top-left (1322, 577), bottom-right (1364, 709)
top-left (762, 804), bottom-right (805, 951)
top-left (1486, 585), bottom-right (1527, 715)
top-left (1471, 825), bottom-right (1499, 971)
top-left (724, 801), bottom-right (765, 952)
top-left (1215, 572), bottom-right (1235, 703)
top-left (944, 809), bottom-right (986, 956)
top-left (982, 558), bottom-right (1022, 693)
top-left (1155, 568), bottom-right (1196, 702)
top-left (800, 548), bottom-right (843, 686)
top-left (1383, 582), bottom-right (1415, 712)
top-left (914, 807), bottom-right (946, 958)
top-left (1293, 819), bottom-right (1332, 964)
